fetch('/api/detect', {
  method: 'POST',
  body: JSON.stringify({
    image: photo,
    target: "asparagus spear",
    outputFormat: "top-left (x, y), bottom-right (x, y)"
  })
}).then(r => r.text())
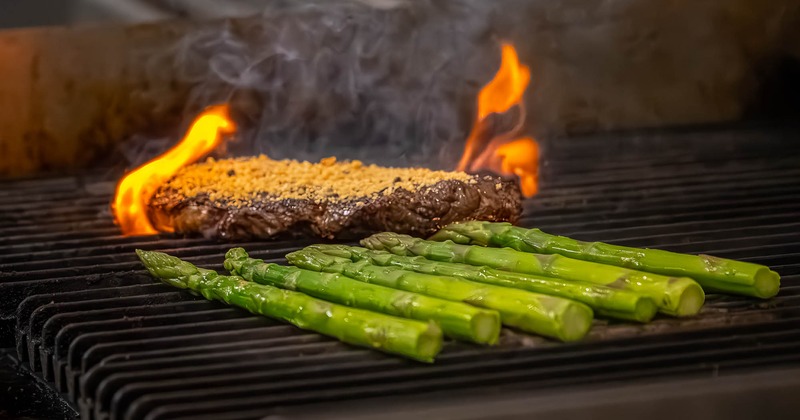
top-left (432, 221), bottom-right (780, 299)
top-left (308, 244), bottom-right (658, 322)
top-left (286, 248), bottom-right (594, 342)
top-left (362, 232), bottom-right (705, 317)
top-left (224, 248), bottom-right (501, 345)
top-left (136, 249), bottom-right (442, 362)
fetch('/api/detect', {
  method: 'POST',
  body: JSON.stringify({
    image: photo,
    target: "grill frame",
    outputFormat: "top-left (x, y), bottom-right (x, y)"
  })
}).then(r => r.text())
top-left (1, 123), bottom-right (800, 420)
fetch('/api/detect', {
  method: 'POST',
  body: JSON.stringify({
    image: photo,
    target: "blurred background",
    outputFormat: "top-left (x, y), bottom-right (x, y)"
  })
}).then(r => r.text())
top-left (1, 0), bottom-right (798, 180)
top-left (0, 0), bottom-right (268, 28)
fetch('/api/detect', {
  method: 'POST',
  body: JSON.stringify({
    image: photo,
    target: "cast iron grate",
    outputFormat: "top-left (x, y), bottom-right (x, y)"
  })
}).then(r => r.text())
top-left (1, 124), bottom-right (800, 420)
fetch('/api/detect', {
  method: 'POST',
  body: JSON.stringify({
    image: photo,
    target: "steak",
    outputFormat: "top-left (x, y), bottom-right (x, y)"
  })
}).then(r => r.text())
top-left (147, 155), bottom-right (522, 240)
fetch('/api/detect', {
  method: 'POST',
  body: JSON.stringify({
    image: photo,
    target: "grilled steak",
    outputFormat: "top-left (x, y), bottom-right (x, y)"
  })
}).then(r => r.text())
top-left (147, 155), bottom-right (522, 240)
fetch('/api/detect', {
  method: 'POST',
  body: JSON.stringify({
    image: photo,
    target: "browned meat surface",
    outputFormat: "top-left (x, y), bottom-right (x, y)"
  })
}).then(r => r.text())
top-left (147, 156), bottom-right (522, 240)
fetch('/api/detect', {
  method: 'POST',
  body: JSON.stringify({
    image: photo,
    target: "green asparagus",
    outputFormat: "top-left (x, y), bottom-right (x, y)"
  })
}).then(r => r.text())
top-left (286, 248), bottom-right (594, 342)
top-left (308, 244), bottom-right (658, 322)
top-left (362, 232), bottom-right (704, 317)
top-left (224, 248), bottom-right (501, 345)
top-left (136, 249), bottom-right (443, 362)
top-left (432, 221), bottom-right (780, 299)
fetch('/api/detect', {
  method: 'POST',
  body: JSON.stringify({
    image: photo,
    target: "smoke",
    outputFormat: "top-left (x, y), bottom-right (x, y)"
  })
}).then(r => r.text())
top-left (165, 0), bottom-right (503, 168)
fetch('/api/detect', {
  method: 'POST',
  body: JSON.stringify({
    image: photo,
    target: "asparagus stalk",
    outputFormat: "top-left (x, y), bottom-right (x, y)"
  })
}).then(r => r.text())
top-left (432, 221), bottom-right (780, 299)
top-left (362, 232), bottom-right (705, 317)
top-left (286, 248), bottom-right (594, 342)
top-left (308, 244), bottom-right (658, 323)
top-left (224, 248), bottom-right (501, 345)
top-left (136, 249), bottom-right (442, 362)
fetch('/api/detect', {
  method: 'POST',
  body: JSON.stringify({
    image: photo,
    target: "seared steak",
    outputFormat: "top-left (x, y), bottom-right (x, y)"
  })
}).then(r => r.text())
top-left (147, 155), bottom-right (522, 240)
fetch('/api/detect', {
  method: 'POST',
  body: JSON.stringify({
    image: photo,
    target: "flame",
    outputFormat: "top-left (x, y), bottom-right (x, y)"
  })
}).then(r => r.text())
top-left (113, 104), bottom-right (236, 235)
top-left (457, 43), bottom-right (539, 197)
top-left (475, 44), bottom-right (531, 121)
top-left (495, 137), bottom-right (539, 196)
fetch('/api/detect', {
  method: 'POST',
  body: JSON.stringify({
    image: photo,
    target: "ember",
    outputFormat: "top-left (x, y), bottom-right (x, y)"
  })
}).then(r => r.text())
top-left (112, 104), bottom-right (236, 235)
top-left (457, 43), bottom-right (540, 197)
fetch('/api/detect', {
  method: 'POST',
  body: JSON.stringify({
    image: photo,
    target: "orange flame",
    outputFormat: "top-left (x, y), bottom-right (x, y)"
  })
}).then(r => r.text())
top-left (113, 104), bottom-right (236, 235)
top-left (457, 43), bottom-right (539, 197)
top-left (494, 137), bottom-right (539, 196)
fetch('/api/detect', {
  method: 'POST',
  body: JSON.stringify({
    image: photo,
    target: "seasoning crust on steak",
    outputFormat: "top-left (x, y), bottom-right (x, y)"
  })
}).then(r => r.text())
top-left (147, 155), bottom-right (522, 240)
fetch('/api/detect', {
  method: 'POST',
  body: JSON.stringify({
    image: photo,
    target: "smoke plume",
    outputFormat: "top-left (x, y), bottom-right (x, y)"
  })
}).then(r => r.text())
top-left (166, 0), bottom-right (503, 168)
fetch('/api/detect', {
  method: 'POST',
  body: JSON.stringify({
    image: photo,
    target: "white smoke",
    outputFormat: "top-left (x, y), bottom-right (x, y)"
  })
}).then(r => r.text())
top-left (164, 0), bottom-right (502, 168)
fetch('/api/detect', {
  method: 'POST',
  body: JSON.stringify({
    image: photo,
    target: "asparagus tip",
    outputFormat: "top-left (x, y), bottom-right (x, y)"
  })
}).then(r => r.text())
top-left (225, 247), bottom-right (249, 261)
top-left (361, 232), bottom-right (410, 253)
top-left (135, 249), bottom-right (174, 273)
top-left (431, 221), bottom-right (512, 245)
top-left (223, 247), bottom-right (250, 273)
top-left (359, 237), bottom-right (376, 249)
top-left (135, 249), bottom-right (199, 289)
top-left (428, 229), bottom-right (468, 243)
top-left (287, 248), bottom-right (350, 270)
top-left (307, 244), bottom-right (353, 259)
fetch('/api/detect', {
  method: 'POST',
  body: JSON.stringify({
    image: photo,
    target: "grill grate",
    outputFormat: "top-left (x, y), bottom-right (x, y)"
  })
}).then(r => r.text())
top-left (1, 124), bottom-right (800, 420)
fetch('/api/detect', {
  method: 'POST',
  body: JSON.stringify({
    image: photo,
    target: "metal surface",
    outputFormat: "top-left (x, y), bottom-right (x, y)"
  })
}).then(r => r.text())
top-left (302, 366), bottom-right (800, 420)
top-left (1, 124), bottom-right (800, 419)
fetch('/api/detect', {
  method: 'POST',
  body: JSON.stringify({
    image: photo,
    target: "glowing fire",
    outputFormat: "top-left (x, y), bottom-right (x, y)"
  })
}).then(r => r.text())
top-left (113, 104), bottom-right (236, 235)
top-left (457, 43), bottom-right (539, 197)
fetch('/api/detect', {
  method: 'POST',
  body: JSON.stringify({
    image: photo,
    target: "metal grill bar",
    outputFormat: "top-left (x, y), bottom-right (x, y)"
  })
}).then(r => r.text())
top-left (1, 125), bottom-right (799, 420)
